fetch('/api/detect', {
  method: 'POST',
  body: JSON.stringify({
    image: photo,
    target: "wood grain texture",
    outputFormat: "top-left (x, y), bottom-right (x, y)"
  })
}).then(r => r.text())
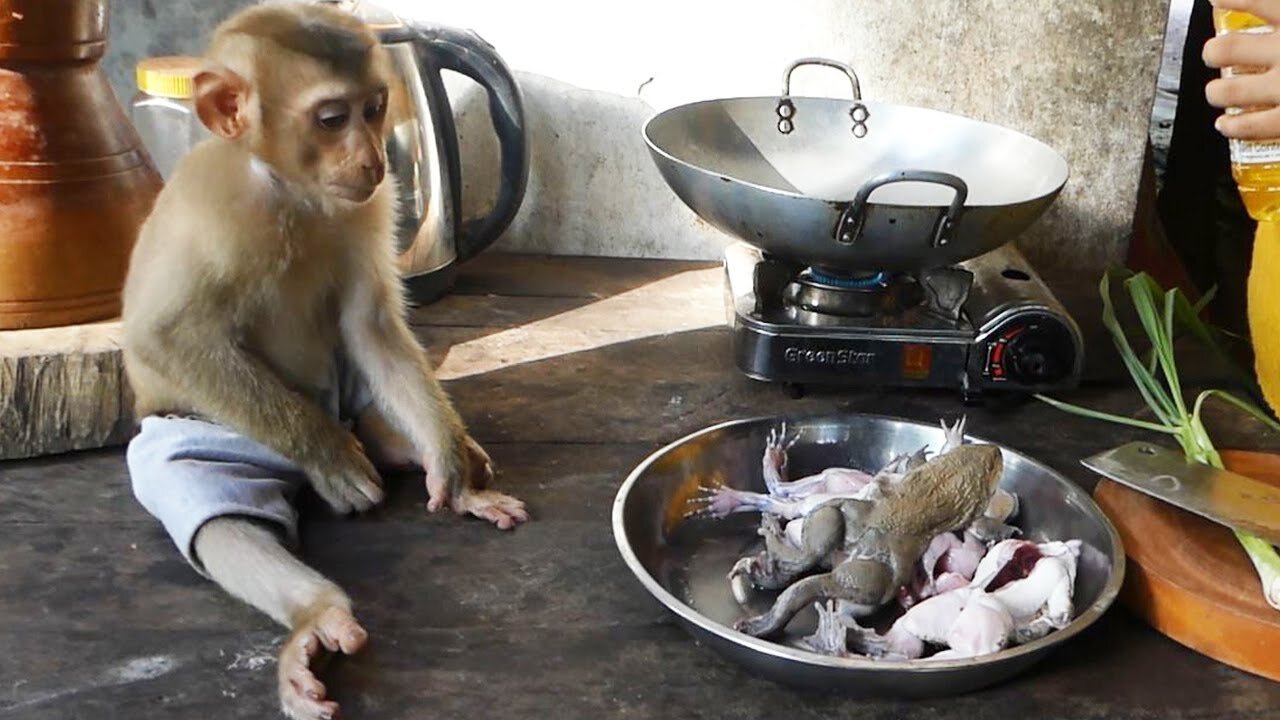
top-left (0, 319), bottom-right (133, 460)
top-left (0, 255), bottom-right (723, 461)
top-left (3, 256), bottom-right (1280, 718)
top-left (1093, 449), bottom-right (1280, 682)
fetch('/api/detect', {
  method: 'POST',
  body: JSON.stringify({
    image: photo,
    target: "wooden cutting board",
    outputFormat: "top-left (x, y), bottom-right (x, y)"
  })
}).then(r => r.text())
top-left (1093, 449), bottom-right (1280, 681)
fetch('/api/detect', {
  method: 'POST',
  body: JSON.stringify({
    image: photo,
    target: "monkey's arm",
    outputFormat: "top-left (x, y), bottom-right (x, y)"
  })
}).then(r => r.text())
top-left (339, 263), bottom-right (469, 507)
top-left (125, 293), bottom-right (384, 515)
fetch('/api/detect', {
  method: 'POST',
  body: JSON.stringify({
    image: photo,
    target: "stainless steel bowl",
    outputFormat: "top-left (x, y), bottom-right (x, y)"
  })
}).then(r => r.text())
top-left (611, 413), bottom-right (1124, 697)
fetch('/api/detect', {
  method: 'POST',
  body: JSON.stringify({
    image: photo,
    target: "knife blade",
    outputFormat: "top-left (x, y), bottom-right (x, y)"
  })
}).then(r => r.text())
top-left (1081, 441), bottom-right (1280, 545)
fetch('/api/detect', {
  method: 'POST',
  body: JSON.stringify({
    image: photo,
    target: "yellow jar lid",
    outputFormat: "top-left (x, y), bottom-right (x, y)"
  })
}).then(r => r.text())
top-left (136, 56), bottom-right (203, 99)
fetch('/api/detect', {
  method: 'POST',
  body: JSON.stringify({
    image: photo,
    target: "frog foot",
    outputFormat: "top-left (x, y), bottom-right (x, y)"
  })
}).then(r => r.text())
top-left (728, 554), bottom-right (766, 605)
top-left (733, 614), bottom-right (775, 637)
top-left (939, 415), bottom-right (968, 455)
top-left (799, 600), bottom-right (852, 657)
top-left (763, 424), bottom-right (800, 495)
top-left (685, 484), bottom-right (748, 519)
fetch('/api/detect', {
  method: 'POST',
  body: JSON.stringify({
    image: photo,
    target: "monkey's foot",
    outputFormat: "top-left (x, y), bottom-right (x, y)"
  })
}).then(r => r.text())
top-left (278, 606), bottom-right (367, 720)
top-left (451, 488), bottom-right (529, 530)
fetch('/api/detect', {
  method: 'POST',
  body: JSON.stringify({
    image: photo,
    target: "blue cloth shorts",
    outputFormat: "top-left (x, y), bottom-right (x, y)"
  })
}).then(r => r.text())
top-left (126, 354), bottom-right (374, 575)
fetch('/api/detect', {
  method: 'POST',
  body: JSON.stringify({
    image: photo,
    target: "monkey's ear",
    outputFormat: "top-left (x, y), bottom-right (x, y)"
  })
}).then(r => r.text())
top-left (194, 65), bottom-right (252, 140)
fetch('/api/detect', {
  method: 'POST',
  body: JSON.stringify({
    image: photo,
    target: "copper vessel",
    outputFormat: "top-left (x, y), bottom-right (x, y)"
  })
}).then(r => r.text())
top-left (0, 0), bottom-right (162, 329)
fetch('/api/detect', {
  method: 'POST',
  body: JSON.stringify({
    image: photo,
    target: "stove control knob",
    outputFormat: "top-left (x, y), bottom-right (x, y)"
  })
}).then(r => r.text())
top-left (1001, 319), bottom-right (1076, 385)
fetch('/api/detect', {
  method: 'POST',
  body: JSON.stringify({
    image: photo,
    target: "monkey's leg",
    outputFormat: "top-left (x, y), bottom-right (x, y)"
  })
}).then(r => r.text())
top-left (196, 518), bottom-right (365, 720)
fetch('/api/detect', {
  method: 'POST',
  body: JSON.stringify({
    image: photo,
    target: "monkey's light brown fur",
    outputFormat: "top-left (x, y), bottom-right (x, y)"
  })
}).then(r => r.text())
top-left (121, 5), bottom-right (527, 719)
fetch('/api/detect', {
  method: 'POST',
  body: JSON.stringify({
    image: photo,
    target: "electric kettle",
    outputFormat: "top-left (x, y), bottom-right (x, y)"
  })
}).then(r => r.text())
top-left (319, 0), bottom-right (529, 304)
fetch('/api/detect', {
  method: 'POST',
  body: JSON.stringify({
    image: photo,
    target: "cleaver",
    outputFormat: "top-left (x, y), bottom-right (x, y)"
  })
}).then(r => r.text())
top-left (1081, 442), bottom-right (1280, 545)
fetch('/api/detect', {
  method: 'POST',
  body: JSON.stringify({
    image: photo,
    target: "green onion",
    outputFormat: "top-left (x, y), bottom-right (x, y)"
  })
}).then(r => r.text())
top-left (1036, 270), bottom-right (1280, 610)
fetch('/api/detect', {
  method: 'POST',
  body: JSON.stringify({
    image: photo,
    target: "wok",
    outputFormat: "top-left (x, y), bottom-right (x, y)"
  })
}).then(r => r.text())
top-left (643, 58), bottom-right (1070, 272)
top-left (611, 413), bottom-right (1123, 696)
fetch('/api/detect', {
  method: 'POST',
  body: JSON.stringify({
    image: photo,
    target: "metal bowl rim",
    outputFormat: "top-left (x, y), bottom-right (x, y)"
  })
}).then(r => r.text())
top-left (641, 96), bottom-right (1071, 209)
top-left (611, 411), bottom-right (1126, 674)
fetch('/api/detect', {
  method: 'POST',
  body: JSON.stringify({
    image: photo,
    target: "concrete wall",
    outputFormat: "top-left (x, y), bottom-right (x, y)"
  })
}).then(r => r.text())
top-left (104, 0), bottom-right (1170, 275)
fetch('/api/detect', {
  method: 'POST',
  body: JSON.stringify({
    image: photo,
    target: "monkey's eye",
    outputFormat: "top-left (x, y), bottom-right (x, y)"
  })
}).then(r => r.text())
top-left (315, 101), bottom-right (350, 131)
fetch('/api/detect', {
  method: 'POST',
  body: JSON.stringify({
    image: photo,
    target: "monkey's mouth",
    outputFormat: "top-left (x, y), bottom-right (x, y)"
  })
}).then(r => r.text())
top-left (327, 183), bottom-right (378, 203)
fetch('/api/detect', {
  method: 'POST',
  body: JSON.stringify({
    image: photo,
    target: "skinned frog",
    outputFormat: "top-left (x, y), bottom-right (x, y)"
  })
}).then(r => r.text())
top-left (802, 539), bottom-right (1083, 660)
top-left (717, 418), bottom-right (1018, 608)
top-left (690, 418), bottom-right (1018, 538)
top-left (730, 420), bottom-right (1004, 638)
top-left (688, 421), bottom-right (943, 520)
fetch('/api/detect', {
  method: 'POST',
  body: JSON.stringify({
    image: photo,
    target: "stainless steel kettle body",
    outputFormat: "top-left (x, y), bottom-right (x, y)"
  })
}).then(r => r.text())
top-left (320, 2), bottom-right (530, 304)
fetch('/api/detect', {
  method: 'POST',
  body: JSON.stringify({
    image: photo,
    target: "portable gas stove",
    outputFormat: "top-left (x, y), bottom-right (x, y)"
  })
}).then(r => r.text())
top-left (722, 241), bottom-right (1082, 399)
top-left (642, 56), bottom-right (1081, 399)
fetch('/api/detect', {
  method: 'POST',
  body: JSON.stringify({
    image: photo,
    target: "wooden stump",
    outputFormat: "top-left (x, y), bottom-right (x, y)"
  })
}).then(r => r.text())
top-left (1093, 449), bottom-right (1280, 682)
top-left (0, 319), bottom-right (133, 460)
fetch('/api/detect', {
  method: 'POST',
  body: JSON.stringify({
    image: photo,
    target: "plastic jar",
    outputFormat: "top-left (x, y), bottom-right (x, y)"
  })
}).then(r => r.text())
top-left (130, 56), bottom-right (210, 180)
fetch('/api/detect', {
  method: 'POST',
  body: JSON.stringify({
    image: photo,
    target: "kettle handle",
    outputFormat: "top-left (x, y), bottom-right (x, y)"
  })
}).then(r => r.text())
top-left (414, 24), bottom-right (529, 263)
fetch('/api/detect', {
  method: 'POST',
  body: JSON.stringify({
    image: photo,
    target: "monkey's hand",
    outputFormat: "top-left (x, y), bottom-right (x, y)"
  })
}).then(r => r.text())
top-left (425, 434), bottom-right (529, 529)
top-left (306, 432), bottom-right (385, 515)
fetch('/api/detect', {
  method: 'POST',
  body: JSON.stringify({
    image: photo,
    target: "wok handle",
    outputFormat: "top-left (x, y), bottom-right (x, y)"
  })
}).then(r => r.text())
top-left (776, 57), bottom-right (869, 137)
top-left (834, 170), bottom-right (969, 248)
top-left (780, 57), bottom-right (863, 100)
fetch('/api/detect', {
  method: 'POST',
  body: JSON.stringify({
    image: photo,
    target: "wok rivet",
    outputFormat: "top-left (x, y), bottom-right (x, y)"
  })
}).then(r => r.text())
top-left (777, 100), bottom-right (795, 119)
top-left (778, 118), bottom-right (794, 134)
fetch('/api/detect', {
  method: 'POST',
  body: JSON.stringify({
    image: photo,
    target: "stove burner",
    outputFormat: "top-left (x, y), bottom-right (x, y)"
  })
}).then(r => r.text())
top-left (789, 269), bottom-right (894, 318)
top-left (807, 268), bottom-right (888, 289)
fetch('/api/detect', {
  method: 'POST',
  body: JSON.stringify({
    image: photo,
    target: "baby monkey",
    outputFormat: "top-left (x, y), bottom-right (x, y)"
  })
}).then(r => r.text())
top-left (121, 4), bottom-right (527, 719)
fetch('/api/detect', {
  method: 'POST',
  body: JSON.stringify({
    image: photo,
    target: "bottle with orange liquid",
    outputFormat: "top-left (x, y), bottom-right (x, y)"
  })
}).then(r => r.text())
top-left (1214, 8), bottom-right (1280, 220)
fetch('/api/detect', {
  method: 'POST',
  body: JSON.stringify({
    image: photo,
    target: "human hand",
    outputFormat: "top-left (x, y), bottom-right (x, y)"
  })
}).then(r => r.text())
top-left (1204, 0), bottom-right (1280, 139)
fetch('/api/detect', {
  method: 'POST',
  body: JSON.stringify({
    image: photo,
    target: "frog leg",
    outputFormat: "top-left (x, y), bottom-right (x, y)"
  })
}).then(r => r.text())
top-left (762, 504), bottom-right (843, 579)
top-left (730, 506), bottom-right (842, 597)
top-left (686, 486), bottom-right (811, 520)
top-left (734, 556), bottom-right (894, 638)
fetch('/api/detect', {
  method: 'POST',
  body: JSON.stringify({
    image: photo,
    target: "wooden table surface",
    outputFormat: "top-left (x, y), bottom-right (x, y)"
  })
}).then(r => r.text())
top-left (2, 253), bottom-right (1279, 720)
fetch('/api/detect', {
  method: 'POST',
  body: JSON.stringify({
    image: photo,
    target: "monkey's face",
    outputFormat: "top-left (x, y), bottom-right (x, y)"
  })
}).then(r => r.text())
top-left (193, 7), bottom-right (396, 206)
top-left (257, 65), bottom-right (391, 205)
